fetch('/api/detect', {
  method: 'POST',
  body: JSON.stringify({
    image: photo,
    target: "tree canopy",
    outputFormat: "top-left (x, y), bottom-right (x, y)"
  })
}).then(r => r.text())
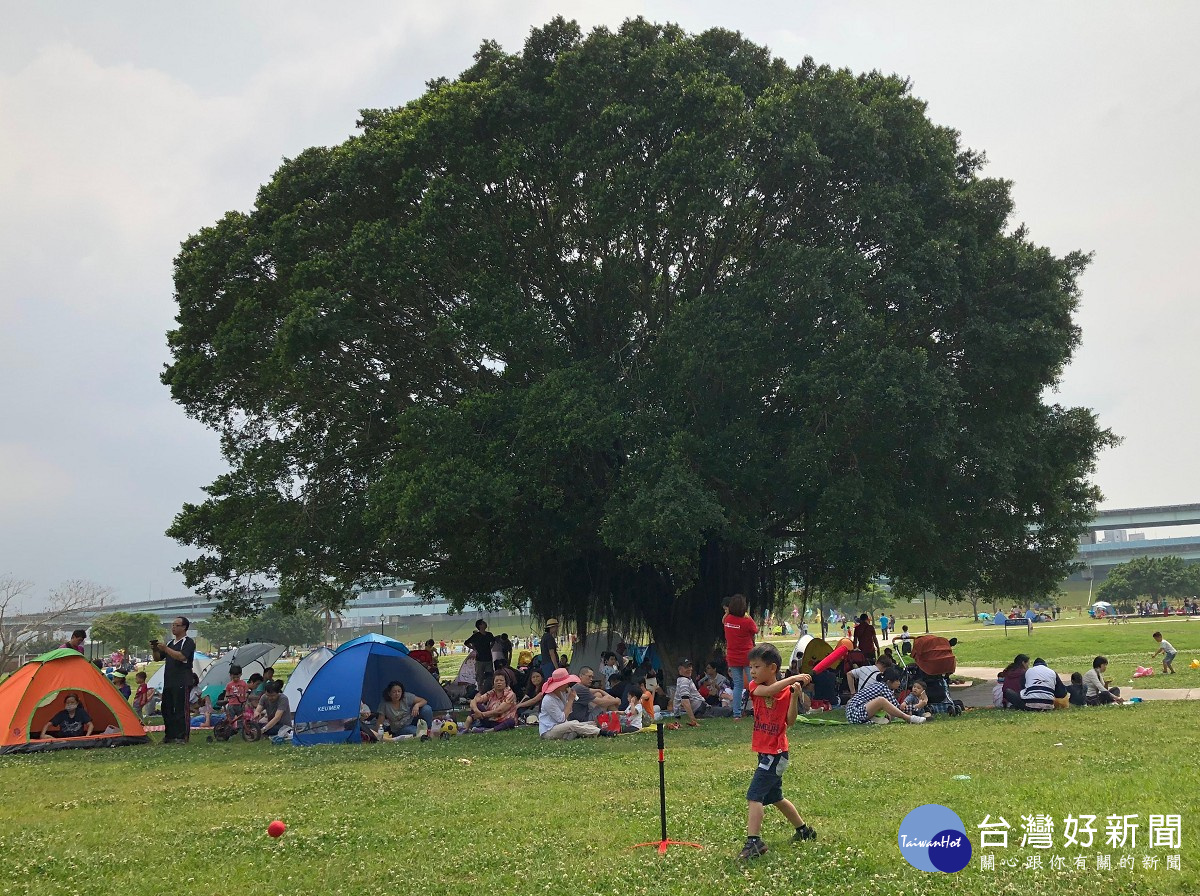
top-left (1097, 556), bottom-right (1200, 608)
top-left (244, 607), bottom-right (325, 649)
top-left (164, 17), bottom-right (1113, 661)
top-left (196, 615), bottom-right (250, 650)
top-left (89, 612), bottom-right (161, 653)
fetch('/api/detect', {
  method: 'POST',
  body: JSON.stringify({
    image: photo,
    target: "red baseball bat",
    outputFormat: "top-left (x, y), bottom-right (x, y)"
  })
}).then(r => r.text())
top-left (809, 638), bottom-right (854, 675)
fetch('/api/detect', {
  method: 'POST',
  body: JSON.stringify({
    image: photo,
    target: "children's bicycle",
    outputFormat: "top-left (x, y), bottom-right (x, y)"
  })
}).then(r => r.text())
top-left (210, 703), bottom-right (261, 743)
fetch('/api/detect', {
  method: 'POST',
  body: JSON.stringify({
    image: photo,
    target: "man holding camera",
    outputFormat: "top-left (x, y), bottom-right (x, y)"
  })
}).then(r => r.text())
top-left (151, 617), bottom-right (195, 744)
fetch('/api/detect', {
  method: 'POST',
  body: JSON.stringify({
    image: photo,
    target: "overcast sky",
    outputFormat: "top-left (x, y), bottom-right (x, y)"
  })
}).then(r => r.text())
top-left (2, 2), bottom-right (1197, 608)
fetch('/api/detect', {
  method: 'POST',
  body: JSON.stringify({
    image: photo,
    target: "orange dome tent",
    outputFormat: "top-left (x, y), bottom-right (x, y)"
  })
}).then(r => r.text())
top-left (0, 649), bottom-right (149, 753)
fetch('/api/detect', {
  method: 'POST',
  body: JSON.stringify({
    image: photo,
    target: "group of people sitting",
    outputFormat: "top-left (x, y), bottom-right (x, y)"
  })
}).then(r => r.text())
top-left (184, 664), bottom-right (293, 737)
top-left (995, 653), bottom-right (1125, 710)
top-left (533, 655), bottom-right (738, 740)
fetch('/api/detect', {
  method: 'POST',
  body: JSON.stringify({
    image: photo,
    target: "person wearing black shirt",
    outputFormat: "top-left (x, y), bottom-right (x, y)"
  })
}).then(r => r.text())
top-left (41, 693), bottom-right (93, 739)
top-left (539, 619), bottom-right (561, 677)
top-left (151, 616), bottom-right (195, 744)
top-left (463, 620), bottom-right (496, 693)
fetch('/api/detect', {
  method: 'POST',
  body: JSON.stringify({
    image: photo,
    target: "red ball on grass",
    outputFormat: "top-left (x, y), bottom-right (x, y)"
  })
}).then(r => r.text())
top-left (268, 820), bottom-right (286, 838)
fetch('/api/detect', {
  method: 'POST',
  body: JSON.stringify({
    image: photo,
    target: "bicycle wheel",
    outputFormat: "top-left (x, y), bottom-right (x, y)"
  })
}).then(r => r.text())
top-left (242, 722), bottom-right (262, 742)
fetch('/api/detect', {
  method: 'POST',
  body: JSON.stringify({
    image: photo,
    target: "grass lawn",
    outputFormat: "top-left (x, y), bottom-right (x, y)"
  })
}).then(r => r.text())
top-left (1, 703), bottom-right (1197, 895)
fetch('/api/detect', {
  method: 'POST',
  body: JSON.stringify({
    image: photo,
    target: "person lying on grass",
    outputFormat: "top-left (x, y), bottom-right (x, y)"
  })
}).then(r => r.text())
top-left (41, 693), bottom-right (94, 739)
top-left (467, 673), bottom-right (518, 732)
top-left (842, 667), bottom-right (926, 725)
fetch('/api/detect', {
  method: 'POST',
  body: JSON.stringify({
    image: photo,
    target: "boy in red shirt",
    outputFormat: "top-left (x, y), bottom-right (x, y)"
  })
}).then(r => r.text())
top-left (223, 664), bottom-right (250, 720)
top-left (740, 643), bottom-right (815, 859)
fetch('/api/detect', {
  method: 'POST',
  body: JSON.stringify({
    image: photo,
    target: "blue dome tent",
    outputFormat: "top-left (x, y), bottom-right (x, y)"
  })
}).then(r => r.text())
top-left (336, 632), bottom-right (410, 654)
top-left (293, 641), bottom-right (449, 745)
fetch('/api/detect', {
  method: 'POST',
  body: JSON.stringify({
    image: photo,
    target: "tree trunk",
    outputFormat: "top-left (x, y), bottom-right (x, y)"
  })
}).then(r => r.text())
top-left (645, 539), bottom-right (760, 673)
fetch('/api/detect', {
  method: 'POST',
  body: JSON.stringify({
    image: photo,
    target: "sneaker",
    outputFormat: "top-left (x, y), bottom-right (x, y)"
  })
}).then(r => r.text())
top-left (908, 714), bottom-right (927, 724)
top-left (739, 838), bottom-right (768, 860)
top-left (792, 824), bottom-right (817, 842)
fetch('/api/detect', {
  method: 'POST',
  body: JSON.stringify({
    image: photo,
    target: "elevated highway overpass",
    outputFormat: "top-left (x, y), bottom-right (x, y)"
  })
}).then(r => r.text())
top-left (1089, 504), bottom-right (1200, 531)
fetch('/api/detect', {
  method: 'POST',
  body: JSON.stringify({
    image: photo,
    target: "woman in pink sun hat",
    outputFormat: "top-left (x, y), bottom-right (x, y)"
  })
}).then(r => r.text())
top-left (538, 668), bottom-right (602, 740)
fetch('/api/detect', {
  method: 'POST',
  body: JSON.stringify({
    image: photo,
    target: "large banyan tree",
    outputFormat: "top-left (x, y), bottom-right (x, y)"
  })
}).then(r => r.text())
top-left (164, 17), bottom-right (1113, 662)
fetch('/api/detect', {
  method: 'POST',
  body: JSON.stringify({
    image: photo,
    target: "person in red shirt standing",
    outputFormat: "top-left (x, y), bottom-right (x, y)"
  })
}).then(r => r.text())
top-left (852, 613), bottom-right (879, 661)
top-left (722, 594), bottom-right (758, 721)
top-left (739, 643), bottom-right (815, 859)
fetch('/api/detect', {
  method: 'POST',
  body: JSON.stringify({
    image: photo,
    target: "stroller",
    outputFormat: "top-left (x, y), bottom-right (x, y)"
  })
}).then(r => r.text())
top-left (898, 635), bottom-right (964, 717)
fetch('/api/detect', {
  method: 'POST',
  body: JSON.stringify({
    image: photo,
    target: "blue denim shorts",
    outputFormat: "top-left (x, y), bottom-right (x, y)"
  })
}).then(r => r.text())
top-left (746, 751), bottom-right (789, 805)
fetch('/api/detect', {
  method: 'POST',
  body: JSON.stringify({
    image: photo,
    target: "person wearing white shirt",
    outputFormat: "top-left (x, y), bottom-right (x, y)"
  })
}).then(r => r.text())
top-left (1151, 632), bottom-right (1177, 674)
top-left (672, 659), bottom-right (705, 726)
top-left (1019, 659), bottom-right (1065, 711)
top-left (848, 658), bottom-right (893, 695)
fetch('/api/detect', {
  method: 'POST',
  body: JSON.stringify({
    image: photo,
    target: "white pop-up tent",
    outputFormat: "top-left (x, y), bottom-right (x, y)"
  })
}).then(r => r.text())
top-left (282, 646), bottom-right (334, 709)
top-left (571, 630), bottom-right (630, 680)
top-left (148, 651), bottom-right (214, 693)
top-left (198, 642), bottom-right (286, 700)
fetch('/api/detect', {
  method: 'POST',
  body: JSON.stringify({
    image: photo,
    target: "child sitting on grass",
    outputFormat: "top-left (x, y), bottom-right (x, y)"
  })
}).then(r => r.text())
top-left (620, 686), bottom-right (646, 733)
top-left (903, 680), bottom-right (930, 717)
top-left (1066, 672), bottom-right (1086, 707)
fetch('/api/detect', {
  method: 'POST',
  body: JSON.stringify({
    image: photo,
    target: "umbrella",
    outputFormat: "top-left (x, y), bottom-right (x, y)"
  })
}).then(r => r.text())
top-left (197, 642), bottom-right (286, 694)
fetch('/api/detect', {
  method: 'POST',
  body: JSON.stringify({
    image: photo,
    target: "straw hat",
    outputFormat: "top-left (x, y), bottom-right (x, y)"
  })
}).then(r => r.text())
top-left (541, 667), bottom-right (580, 695)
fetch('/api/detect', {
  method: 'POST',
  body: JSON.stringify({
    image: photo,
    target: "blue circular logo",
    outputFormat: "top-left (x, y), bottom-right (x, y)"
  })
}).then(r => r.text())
top-left (898, 805), bottom-right (972, 873)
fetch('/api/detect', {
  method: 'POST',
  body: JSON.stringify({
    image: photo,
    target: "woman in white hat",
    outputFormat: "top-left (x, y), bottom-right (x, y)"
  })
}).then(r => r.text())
top-left (538, 668), bottom-right (601, 740)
